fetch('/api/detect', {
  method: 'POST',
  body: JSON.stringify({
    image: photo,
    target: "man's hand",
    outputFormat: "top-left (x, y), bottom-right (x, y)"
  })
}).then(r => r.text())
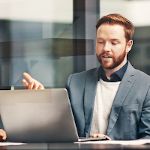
top-left (90, 133), bottom-right (111, 140)
top-left (22, 72), bottom-right (45, 90)
top-left (0, 129), bottom-right (7, 141)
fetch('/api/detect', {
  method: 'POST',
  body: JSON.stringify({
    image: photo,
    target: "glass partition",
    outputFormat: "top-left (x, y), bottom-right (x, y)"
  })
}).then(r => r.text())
top-left (0, 0), bottom-right (99, 88)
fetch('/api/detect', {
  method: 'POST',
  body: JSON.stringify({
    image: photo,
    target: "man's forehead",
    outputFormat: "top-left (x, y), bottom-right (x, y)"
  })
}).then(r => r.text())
top-left (97, 37), bottom-right (120, 41)
top-left (97, 24), bottom-right (125, 38)
top-left (97, 24), bottom-right (124, 32)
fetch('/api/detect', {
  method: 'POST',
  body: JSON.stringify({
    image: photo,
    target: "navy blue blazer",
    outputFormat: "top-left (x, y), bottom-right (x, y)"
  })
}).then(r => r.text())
top-left (67, 62), bottom-right (150, 140)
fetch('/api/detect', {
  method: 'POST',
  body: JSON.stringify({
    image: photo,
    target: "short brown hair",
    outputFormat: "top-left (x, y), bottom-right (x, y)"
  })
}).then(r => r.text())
top-left (96, 13), bottom-right (135, 41)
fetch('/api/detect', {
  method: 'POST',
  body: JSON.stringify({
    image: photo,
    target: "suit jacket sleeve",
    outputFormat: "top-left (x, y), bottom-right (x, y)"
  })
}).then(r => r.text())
top-left (139, 86), bottom-right (150, 139)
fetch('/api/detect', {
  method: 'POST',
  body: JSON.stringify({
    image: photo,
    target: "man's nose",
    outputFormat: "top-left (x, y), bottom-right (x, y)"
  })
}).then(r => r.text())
top-left (103, 42), bottom-right (111, 51)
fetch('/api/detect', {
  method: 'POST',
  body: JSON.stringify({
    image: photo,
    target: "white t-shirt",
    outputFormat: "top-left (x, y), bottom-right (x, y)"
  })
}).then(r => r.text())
top-left (90, 79), bottom-right (120, 135)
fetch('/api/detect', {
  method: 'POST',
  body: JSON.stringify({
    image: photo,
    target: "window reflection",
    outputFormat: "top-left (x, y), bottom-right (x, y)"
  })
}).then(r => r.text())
top-left (0, 0), bottom-right (73, 88)
top-left (0, 0), bottom-right (98, 88)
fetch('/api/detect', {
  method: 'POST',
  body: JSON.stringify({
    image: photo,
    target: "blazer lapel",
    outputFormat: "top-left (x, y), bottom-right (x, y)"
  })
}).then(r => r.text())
top-left (84, 68), bottom-right (99, 136)
top-left (107, 63), bottom-right (136, 135)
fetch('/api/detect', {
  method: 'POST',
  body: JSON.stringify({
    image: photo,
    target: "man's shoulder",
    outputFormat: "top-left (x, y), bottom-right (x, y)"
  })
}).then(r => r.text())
top-left (66, 68), bottom-right (98, 91)
top-left (134, 68), bottom-right (150, 83)
top-left (67, 68), bottom-right (98, 86)
top-left (135, 69), bottom-right (150, 79)
top-left (127, 62), bottom-right (150, 81)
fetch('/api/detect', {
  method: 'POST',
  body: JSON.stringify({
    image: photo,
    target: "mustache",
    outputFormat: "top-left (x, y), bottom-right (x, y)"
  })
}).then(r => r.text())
top-left (100, 52), bottom-right (112, 58)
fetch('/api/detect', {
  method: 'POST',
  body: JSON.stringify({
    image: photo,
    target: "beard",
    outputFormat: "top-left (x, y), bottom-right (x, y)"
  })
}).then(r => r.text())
top-left (96, 50), bottom-right (126, 69)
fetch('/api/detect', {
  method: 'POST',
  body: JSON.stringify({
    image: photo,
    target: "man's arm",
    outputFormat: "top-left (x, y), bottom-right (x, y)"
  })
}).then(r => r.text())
top-left (138, 86), bottom-right (150, 139)
top-left (22, 72), bottom-right (45, 90)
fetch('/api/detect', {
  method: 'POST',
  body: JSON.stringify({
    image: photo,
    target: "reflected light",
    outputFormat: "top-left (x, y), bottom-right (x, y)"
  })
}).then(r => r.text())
top-left (101, 0), bottom-right (150, 27)
top-left (0, 0), bottom-right (73, 23)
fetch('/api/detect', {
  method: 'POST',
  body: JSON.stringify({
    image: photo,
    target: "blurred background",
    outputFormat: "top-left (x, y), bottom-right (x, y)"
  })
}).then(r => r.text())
top-left (0, 0), bottom-right (149, 88)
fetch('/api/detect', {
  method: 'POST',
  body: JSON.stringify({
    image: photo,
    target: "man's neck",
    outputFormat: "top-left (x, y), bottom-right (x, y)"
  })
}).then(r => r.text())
top-left (104, 60), bottom-right (127, 78)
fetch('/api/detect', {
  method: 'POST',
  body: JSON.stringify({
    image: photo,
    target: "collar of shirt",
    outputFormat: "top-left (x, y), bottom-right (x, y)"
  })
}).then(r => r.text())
top-left (98, 62), bottom-right (128, 82)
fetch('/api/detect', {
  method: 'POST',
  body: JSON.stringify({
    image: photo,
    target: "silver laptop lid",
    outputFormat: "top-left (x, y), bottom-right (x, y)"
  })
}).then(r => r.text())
top-left (0, 88), bottom-right (78, 143)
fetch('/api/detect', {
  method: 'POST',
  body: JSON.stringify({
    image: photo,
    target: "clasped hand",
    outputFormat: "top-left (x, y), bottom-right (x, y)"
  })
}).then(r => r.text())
top-left (90, 133), bottom-right (111, 140)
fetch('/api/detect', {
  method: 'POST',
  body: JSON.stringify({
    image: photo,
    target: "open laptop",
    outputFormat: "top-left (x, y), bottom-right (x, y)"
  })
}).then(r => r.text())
top-left (0, 88), bottom-right (79, 143)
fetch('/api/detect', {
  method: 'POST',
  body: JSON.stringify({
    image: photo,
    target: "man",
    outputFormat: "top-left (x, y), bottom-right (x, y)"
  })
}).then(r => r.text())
top-left (22, 14), bottom-right (150, 140)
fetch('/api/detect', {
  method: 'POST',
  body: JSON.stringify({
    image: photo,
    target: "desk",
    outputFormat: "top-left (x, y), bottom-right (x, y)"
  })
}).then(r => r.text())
top-left (0, 143), bottom-right (150, 150)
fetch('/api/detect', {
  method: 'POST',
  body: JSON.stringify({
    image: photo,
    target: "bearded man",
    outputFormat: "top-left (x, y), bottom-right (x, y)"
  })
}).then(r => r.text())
top-left (22, 14), bottom-right (150, 140)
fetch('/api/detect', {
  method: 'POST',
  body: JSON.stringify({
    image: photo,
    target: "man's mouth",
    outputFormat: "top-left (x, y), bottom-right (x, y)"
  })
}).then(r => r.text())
top-left (100, 54), bottom-right (113, 62)
top-left (101, 54), bottom-right (112, 58)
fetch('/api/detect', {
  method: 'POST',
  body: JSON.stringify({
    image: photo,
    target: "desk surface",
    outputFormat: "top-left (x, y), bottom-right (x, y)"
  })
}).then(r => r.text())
top-left (0, 143), bottom-right (150, 150)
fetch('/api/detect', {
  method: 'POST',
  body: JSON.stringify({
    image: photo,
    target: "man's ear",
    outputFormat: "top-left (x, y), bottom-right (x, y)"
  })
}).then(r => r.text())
top-left (126, 40), bottom-right (133, 53)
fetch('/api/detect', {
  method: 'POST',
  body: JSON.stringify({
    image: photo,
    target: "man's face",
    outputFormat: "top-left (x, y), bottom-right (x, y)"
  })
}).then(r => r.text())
top-left (96, 24), bottom-right (132, 70)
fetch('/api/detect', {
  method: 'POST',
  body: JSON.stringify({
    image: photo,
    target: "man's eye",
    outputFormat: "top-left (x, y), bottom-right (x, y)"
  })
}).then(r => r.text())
top-left (112, 42), bottom-right (118, 45)
top-left (97, 41), bottom-right (104, 44)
